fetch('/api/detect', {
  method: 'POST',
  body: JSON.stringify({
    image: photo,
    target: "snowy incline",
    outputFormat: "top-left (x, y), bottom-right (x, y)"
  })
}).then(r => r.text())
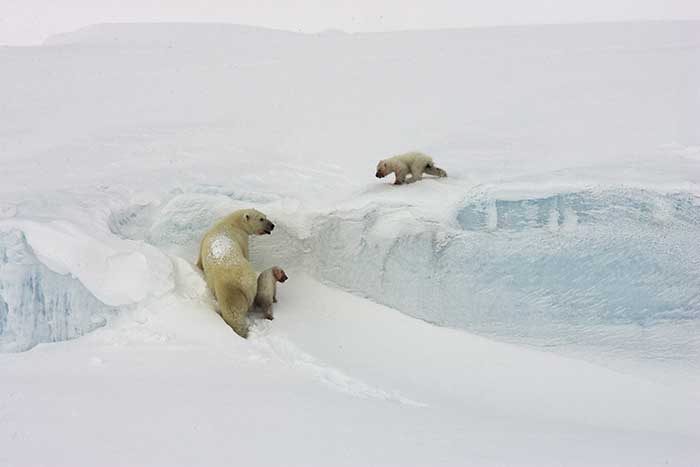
top-left (2, 270), bottom-right (699, 466)
top-left (1, 21), bottom-right (700, 466)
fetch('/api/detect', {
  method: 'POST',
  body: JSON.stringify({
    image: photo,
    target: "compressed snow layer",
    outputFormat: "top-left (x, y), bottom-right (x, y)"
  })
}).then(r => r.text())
top-left (0, 195), bottom-right (176, 350)
top-left (0, 230), bottom-right (113, 352)
top-left (3, 22), bottom-right (699, 200)
top-left (0, 218), bottom-right (174, 306)
top-left (108, 185), bottom-right (700, 379)
top-left (1, 274), bottom-right (698, 466)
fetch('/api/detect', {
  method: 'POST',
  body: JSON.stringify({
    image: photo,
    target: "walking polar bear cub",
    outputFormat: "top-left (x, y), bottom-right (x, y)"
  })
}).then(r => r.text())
top-left (375, 151), bottom-right (447, 185)
top-left (197, 209), bottom-right (275, 338)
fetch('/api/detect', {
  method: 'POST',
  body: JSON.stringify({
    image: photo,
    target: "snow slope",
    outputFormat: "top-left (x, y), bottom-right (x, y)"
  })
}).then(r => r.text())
top-left (1, 21), bottom-right (700, 465)
top-left (2, 272), bottom-right (698, 466)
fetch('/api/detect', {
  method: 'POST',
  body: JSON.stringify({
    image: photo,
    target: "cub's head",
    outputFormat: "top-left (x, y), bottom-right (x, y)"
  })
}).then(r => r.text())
top-left (375, 160), bottom-right (389, 178)
top-left (272, 267), bottom-right (288, 283)
top-left (242, 209), bottom-right (275, 235)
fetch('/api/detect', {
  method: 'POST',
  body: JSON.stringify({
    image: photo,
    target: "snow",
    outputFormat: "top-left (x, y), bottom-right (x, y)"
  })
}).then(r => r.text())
top-left (0, 230), bottom-right (112, 352)
top-left (1, 273), bottom-right (698, 466)
top-left (1, 21), bottom-right (700, 466)
top-left (1, 218), bottom-right (173, 305)
top-left (208, 235), bottom-right (234, 260)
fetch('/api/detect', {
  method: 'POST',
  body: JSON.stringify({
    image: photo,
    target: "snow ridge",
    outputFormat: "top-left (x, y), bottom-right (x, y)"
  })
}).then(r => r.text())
top-left (118, 186), bottom-right (700, 375)
top-left (0, 230), bottom-right (113, 352)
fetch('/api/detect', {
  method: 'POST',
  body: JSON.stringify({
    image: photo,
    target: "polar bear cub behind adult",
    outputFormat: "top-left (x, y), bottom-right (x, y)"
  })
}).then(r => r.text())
top-left (253, 266), bottom-right (288, 320)
top-left (375, 151), bottom-right (447, 185)
top-left (198, 209), bottom-right (275, 338)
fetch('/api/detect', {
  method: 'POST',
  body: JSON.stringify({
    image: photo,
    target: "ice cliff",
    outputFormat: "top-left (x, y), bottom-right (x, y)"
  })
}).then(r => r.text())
top-left (0, 230), bottom-right (113, 352)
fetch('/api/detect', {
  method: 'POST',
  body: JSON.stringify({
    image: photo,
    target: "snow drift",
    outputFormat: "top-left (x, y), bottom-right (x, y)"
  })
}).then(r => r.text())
top-left (0, 230), bottom-right (112, 351)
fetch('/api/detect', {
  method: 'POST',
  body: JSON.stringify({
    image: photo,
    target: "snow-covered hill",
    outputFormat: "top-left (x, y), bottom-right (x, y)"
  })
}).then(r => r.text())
top-left (1, 22), bottom-right (699, 466)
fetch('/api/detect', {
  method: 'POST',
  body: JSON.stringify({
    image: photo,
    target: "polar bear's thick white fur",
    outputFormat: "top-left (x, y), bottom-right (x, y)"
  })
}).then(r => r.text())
top-left (375, 151), bottom-right (447, 185)
top-left (197, 209), bottom-right (275, 338)
top-left (252, 266), bottom-right (288, 320)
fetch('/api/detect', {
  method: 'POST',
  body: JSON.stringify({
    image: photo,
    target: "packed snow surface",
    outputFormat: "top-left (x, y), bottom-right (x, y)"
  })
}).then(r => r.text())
top-left (1, 21), bottom-right (699, 466)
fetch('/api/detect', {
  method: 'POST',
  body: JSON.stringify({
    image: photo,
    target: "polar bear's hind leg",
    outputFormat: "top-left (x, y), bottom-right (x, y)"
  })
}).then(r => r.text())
top-left (408, 161), bottom-right (426, 183)
top-left (424, 163), bottom-right (447, 178)
top-left (217, 284), bottom-right (251, 338)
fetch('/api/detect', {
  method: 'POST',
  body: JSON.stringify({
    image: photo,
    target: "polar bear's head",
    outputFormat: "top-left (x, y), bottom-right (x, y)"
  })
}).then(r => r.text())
top-left (272, 266), bottom-right (288, 283)
top-left (241, 209), bottom-right (275, 235)
top-left (376, 160), bottom-right (390, 178)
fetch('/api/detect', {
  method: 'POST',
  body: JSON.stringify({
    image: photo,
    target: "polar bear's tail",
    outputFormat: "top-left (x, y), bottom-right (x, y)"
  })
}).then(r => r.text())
top-left (217, 285), bottom-right (251, 338)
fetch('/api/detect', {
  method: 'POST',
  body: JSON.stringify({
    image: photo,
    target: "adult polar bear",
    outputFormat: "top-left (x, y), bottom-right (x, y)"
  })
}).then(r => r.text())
top-left (197, 209), bottom-right (275, 338)
top-left (375, 151), bottom-right (447, 185)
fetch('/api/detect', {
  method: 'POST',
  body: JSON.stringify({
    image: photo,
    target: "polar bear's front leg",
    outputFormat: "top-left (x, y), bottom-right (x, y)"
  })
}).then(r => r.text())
top-left (393, 167), bottom-right (408, 185)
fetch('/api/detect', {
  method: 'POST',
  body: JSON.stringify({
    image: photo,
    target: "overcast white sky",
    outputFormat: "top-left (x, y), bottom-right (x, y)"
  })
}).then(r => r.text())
top-left (1, 0), bottom-right (699, 45)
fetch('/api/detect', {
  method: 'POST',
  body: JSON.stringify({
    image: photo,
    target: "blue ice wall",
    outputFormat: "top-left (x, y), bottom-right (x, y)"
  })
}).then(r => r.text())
top-left (117, 188), bottom-right (700, 364)
top-left (301, 189), bottom-right (700, 362)
top-left (450, 190), bottom-right (700, 326)
top-left (0, 230), bottom-right (112, 352)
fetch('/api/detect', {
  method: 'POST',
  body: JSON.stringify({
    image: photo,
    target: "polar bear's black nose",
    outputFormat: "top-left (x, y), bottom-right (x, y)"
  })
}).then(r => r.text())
top-left (375, 172), bottom-right (382, 178)
top-left (266, 221), bottom-right (275, 233)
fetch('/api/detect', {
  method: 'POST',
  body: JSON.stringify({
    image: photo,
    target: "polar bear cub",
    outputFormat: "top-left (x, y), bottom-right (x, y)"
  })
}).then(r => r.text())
top-left (197, 209), bottom-right (275, 338)
top-left (375, 151), bottom-right (447, 185)
top-left (253, 266), bottom-right (288, 320)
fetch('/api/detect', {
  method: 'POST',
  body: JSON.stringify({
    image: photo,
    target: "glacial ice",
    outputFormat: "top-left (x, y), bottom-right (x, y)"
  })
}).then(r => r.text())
top-left (107, 187), bottom-right (700, 367)
top-left (279, 189), bottom-right (700, 364)
top-left (0, 229), bottom-right (113, 352)
top-left (7, 185), bottom-right (695, 364)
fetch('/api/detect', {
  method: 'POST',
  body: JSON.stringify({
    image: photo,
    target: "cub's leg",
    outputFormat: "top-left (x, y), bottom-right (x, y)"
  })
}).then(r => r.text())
top-left (394, 166), bottom-right (408, 185)
top-left (407, 161), bottom-right (426, 183)
top-left (424, 163), bottom-right (447, 177)
top-left (262, 303), bottom-right (274, 320)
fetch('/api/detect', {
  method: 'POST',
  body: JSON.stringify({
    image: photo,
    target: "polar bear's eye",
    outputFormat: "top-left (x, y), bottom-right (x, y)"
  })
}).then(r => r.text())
top-left (260, 218), bottom-right (264, 222)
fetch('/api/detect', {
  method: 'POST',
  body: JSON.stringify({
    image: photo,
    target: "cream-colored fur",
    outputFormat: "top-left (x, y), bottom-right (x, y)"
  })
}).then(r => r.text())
top-left (197, 209), bottom-right (275, 338)
top-left (375, 151), bottom-right (447, 185)
top-left (252, 267), bottom-right (288, 320)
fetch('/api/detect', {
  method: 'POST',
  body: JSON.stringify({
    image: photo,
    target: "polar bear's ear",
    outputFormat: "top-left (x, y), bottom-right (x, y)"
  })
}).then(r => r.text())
top-left (244, 213), bottom-right (250, 221)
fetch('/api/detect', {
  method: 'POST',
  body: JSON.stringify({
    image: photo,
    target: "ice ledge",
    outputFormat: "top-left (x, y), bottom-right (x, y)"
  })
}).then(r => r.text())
top-left (0, 215), bottom-right (175, 352)
top-left (0, 230), bottom-right (113, 352)
top-left (0, 218), bottom-right (174, 306)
